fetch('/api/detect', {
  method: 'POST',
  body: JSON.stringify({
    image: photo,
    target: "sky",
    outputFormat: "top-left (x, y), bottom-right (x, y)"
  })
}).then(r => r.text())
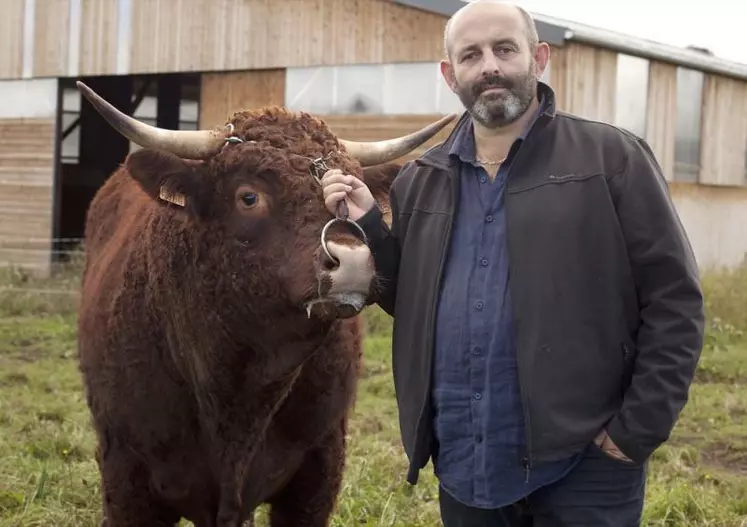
top-left (463, 0), bottom-right (747, 65)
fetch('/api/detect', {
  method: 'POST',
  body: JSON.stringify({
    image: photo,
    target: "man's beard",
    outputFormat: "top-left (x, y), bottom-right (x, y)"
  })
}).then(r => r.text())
top-left (455, 69), bottom-right (537, 129)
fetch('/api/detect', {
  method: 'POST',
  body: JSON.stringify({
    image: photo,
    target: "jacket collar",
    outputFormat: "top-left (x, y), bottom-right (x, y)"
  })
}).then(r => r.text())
top-left (416, 81), bottom-right (558, 171)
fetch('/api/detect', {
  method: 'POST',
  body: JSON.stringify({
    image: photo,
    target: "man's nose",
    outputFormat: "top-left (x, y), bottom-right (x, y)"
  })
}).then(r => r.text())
top-left (479, 53), bottom-right (502, 75)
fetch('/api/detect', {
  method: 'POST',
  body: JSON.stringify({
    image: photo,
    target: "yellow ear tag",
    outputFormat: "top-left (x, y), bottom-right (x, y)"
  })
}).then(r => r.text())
top-left (159, 186), bottom-right (186, 207)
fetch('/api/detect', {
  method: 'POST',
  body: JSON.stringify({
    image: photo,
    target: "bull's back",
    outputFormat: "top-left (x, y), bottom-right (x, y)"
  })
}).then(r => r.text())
top-left (77, 169), bottom-right (159, 357)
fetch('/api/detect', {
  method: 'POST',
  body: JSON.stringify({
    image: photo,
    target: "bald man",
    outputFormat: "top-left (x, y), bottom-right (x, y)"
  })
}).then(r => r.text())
top-left (321, 1), bottom-right (704, 525)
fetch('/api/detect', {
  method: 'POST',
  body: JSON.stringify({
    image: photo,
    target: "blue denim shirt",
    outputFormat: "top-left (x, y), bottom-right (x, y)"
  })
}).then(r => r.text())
top-left (431, 97), bottom-right (582, 508)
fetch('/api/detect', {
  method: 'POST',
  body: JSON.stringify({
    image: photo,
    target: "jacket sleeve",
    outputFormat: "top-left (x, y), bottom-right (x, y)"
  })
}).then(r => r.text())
top-left (605, 136), bottom-right (705, 464)
top-left (356, 185), bottom-right (402, 317)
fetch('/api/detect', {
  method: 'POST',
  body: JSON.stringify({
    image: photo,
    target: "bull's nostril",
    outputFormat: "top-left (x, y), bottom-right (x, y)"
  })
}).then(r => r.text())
top-left (323, 255), bottom-right (339, 271)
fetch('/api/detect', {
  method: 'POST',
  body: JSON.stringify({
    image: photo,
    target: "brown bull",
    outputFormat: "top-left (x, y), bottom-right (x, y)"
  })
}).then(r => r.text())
top-left (74, 80), bottom-right (455, 527)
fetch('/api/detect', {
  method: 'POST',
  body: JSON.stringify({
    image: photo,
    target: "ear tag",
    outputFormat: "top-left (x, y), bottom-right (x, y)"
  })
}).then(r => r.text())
top-left (159, 186), bottom-right (186, 207)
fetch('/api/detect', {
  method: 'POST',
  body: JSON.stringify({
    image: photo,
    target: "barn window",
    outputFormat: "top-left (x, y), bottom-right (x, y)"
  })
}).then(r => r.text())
top-left (673, 66), bottom-right (704, 182)
top-left (335, 65), bottom-right (385, 114)
top-left (382, 62), bottom-right (439, 114)
top-left (614, 53), bottom-right (649, 138)
top-left (287, 63), bottom-right (467, 116)
top-left (285, 67), bottom-right (337, 114)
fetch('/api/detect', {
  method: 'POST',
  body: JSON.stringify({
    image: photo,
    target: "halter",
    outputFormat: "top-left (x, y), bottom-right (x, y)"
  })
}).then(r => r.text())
top-left (223, 125), bottom-right (368, 264)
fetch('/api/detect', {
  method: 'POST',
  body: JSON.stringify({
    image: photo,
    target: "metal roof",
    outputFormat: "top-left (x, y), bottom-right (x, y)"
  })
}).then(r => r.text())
top-left (393, 0), bottom-right (747, 82)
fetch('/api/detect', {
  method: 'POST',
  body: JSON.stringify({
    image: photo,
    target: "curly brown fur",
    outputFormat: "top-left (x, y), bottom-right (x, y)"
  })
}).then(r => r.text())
top-left (77, 106), bottom-right (399, 526)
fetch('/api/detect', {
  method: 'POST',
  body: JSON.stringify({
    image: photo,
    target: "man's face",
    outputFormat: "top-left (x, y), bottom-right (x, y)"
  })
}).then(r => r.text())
top-left (441, 4), bottom-right (548, 129)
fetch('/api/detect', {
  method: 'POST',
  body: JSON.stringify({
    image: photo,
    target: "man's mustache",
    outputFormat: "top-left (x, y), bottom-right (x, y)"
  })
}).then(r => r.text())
top-left (472, 75), bottom-right (514, 96)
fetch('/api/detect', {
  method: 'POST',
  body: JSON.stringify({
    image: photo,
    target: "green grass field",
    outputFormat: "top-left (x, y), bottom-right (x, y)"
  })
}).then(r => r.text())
top-left (1, 259), bottom-right (746, 526)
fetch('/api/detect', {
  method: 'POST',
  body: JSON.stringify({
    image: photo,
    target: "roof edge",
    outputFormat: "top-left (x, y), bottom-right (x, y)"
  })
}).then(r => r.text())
top-left (392, 0), bottom-right (747, 82)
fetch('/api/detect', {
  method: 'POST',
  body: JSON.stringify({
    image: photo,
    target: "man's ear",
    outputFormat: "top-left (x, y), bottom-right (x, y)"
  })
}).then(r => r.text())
top-left (124, 149), bottom-right (205, 216)
top-left (362, 163), bottom-right (401, 226)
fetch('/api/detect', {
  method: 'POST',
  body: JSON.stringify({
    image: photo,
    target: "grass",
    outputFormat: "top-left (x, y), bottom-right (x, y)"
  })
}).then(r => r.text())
top-left (0, 260), bottom-right (746, 526)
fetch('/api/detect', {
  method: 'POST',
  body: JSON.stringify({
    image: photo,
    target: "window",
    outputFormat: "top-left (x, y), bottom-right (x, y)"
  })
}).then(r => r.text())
top-left (673, 67), bottom-right (704, 182)
top-left (287, 62), bottom-right (463, 115)
top-left (614, 53), bottom-right (649, 137)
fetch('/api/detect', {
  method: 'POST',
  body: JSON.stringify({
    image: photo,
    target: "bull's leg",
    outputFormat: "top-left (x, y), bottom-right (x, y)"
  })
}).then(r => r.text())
top-left (97, 442), bottom-right (179, 527)
top-left (268, 423), bottom-right (346, 527)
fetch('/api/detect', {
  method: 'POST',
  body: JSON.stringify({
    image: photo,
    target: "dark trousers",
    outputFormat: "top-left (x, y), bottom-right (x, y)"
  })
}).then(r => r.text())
top-left (438, 443), bottom-right (647, 527)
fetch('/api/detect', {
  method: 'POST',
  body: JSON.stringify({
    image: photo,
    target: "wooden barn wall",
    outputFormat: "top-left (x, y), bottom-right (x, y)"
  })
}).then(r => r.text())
top-left (199, 69), bottom-right (286, 130)
top-left (0, 79), bottom-right (59, 275)
top-left (79, 0), bottom-right (120, 76)
top-left (549, 42), bottom-right (617, 122)
top-left (670, 182), bottom-right (747, 270)
top-left (34, 0), bottom-right (71, 78)
top-left (699, 74), bottom-right (747, 186)
top-left (0, 0), bottom-right (25, 79)
top-left (0, 0), bottom-right (447, 80)
top-left (645, 61), bottom-right (678, 182)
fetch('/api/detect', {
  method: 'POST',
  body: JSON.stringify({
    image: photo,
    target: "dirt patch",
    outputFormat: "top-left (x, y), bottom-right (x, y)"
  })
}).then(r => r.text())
top-left (0, 372), bottom-right (29, 387)
top-left (10, 347), bottom-right (45, 363)
top-left (700, 441), bottom-right (747, 475)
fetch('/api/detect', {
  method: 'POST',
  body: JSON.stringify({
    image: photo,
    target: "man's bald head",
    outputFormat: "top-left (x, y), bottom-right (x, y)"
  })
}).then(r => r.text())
top-left (438, 0), bottom-right (550, 129)
top-left (443, 0), bottom-right (539, 60)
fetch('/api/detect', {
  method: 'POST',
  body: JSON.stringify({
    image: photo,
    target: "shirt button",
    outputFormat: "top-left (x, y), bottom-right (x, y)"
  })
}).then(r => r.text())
top-left (485, 215), bottom-right (493, 222)
top-left (475, 301), bottom-right (483, 310)
top-left (474, 392), bottom-right (482, 400)
top-left (480, 176), bottom-right (487, 183)
top-left (473, 346), bottom-right (481, 355)
top-left (480, 258), bottom-right (488, 266)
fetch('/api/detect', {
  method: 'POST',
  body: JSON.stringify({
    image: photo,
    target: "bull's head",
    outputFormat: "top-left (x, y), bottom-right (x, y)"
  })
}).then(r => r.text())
top-left (76, 81), bottom-right (456, 323)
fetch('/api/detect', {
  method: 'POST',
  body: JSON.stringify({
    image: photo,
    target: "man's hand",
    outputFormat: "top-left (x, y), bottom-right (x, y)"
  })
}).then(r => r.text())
top-left (320, 169), bottom-right (376, 222)
top-left (595, 429), bottom-right (634, 463)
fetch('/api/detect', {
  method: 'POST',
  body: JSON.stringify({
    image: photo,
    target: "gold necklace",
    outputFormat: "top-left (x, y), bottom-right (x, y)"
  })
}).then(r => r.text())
top-left (476, 155), bottom-right (506, 165)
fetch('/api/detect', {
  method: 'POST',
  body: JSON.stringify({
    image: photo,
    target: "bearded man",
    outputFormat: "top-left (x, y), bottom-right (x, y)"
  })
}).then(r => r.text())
top-left (321, 1), bottom-right (705, 525)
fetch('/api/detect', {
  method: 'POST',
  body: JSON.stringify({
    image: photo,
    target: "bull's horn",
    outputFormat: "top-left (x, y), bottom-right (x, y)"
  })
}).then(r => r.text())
top-left (338, 113), bottom-right (458, 166)
top-left (76, 81), bottom-right (227, 160)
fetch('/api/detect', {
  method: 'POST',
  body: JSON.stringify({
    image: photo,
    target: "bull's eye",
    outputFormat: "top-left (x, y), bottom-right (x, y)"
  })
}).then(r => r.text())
top-left (241, 192), bottom-right (258, 207)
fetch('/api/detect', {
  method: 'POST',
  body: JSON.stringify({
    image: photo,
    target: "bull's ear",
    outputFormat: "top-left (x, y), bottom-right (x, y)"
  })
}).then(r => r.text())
top-left (124, 149), bottom-right (204, 215)
top-left (362, 163), bottom-right (400, 225)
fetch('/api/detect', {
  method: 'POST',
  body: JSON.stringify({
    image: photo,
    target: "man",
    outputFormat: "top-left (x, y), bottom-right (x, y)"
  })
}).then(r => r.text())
top-left (321, 1), bottom-right (705, 525)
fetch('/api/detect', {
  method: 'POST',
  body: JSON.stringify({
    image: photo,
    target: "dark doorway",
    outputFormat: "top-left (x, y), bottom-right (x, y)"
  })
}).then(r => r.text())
top-left (53, 73), bottom-right (201, 261)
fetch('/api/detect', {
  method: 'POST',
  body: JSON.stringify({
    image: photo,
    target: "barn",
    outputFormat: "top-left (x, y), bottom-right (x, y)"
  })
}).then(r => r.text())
top-left (0, 0), bottom-right (746, 276)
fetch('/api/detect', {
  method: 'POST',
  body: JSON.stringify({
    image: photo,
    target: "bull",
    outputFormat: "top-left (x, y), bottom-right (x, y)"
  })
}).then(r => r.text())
top-left (74, 80), bottom-right (456, 527)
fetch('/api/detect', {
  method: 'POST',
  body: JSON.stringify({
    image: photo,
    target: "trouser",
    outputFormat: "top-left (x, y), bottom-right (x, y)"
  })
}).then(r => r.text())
top-left (438, 443), bottom-right (647, 527)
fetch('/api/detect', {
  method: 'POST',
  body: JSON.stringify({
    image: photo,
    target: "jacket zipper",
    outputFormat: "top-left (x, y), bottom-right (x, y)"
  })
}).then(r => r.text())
top-left (502, 133), bottom-right (544, 485)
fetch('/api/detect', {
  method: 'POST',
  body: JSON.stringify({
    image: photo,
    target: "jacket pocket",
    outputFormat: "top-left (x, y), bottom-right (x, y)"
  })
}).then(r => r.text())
top-left (508, 172), bottom-right (605, 194)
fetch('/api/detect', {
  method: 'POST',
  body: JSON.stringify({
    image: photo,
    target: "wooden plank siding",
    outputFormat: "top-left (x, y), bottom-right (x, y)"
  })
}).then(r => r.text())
top-left (0, 118), bottom-right (57, 274)
top-left (199, 69), bottom-right (286, 129)
top-left (33, 0), bottom-right (71, 78)
top-left (699, 74), bottom-right (747, 186)
top-left (0, 0), bottom-right (25, 79)
top-left (0, 0), bottom-right (449, 80)
top-left (128, 0), bottom-right (445, 73)
top-left (549, 42), bottom-right (617, 123)
top-left (79, 0), bottom-right (120, 76)
top-left (645, 61), bottom-right (678, 181)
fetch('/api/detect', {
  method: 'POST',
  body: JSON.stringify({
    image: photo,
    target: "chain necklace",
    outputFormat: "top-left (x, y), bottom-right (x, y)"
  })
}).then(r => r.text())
top-left (476, 155), bottom-right (506, 165)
